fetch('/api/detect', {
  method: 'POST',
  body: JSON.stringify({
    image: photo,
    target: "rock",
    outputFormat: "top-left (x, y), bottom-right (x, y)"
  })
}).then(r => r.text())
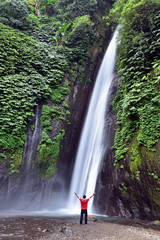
top-left (88, 215), bottom-right (98, 222)
top-left (148, 220), bottom-right (160, 226)
top-left (42, 229), bottom-right (50, 233)
top-left (60, 226), bottom-right (72, 235)
top-left (136, 221), bottom-right (143, 225)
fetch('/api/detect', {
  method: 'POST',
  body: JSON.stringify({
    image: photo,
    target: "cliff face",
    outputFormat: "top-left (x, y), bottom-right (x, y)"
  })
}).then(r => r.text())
top-left (107, 141), bottom-right (160, 220)
top-left (0, 32), bottom-right (159, 219)
top-left (56, 44), bottom-right (109, 191)
top-left (0, 0), bottom-right (114, 210)
top-left (98, 0), bottom-right (160, 220)
top-left (94, 75), bottom-right (160, 221)
top-left (0, 41), bottom-right (108, 209)
top-left (93, 74), bottom-right (120, 214)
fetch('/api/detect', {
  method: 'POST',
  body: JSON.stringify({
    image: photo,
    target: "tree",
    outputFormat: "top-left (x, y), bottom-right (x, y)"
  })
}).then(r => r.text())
top-left (0, 0), bottom-right (29, 28)
top-left (27, 0), bottom-right (42, 17)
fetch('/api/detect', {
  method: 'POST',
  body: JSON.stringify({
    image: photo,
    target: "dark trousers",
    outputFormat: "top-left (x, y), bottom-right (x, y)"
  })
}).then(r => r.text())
top-left (80, 209), bottom-right (88, 224)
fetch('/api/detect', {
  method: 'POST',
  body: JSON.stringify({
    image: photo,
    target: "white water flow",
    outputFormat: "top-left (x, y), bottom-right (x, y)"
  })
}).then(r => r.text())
top-left (26, 105), bottom-right (39, 170)
top-left (67, 29), bottom-right (118, 213)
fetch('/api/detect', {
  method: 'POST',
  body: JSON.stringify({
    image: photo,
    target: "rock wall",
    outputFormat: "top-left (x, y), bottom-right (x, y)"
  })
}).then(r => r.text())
top-left (108, 140), bottom-right (160, 220)
top-left (0, 36), bottom-right (110, 209)
top-left (56, 43), bottom-right (110, 192)
top-left (94, 73), bottom-right (160, 221)
top-left (93, 74), bottom-right (120, 214)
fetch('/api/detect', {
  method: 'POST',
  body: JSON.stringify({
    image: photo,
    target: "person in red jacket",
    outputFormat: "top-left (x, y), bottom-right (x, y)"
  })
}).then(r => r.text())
top-left (74, 192), bottom-right (96, 224)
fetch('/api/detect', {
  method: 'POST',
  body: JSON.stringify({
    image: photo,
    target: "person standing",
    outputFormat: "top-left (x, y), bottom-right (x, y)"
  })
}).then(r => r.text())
top-left (74, 192), bottom-right (95, 224)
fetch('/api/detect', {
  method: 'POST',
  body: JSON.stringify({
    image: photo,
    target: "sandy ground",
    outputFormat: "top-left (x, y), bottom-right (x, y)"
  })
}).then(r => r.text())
top-left (38, 221), bottom-right (160, 240)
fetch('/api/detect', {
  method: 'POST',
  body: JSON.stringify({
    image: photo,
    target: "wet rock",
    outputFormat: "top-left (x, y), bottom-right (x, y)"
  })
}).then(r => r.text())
top-left (94, 74), bottom-right (120, 214)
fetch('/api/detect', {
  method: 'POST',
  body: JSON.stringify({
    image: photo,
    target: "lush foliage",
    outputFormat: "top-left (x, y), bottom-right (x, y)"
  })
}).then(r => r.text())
top-left (0, 0), bottom-right (29, 29)
top-left (108, 0), bottom-right (160, 170)
top-left (0, 0), bottom-right (104, 51)
top-left (53, 0), bottom-right (98, 20)
top-left (37, 103), bottom-right (69, 178)
top-left (67, 15), bottom-right (96, 50)
top-left (0, 23), bottom-right (68, 174)
top-left (0, 0), bottom-right (111, 176)
top-left (38, 128), bottom-right (65, 178)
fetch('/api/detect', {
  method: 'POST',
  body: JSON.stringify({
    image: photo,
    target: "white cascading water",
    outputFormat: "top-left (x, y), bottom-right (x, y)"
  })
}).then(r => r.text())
top-left (67, 29), bottom-right (118, 213)
top-left (26, 105), bottom-right (40, 170)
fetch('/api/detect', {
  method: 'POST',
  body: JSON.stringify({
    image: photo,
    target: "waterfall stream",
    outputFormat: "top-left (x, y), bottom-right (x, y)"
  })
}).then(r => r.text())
top-left (67, 29), bottom-right (118, 213)
top-left (22, 105), bottom-right (41, 171)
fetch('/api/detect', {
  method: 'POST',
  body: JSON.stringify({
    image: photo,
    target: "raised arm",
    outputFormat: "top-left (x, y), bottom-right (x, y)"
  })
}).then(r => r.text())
top-left (74, 192), bottom-right (79, 199)
top-left (89, 193), bottom-right (96, 199)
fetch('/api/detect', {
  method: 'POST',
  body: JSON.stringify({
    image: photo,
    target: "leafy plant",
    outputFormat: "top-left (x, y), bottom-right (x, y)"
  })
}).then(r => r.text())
top-left (109, 0), bottom-right (160, 165)
top-left (38, 129), bottom-right (65, 178)
top-left (27, 0), bottom-right (42, 17)
top-left (0, 0), bottom-right (112, 176)
top-left (67, 15), bottom-right (96, 51)
top-left (54, 23), bottom-right (71, 46)
top-left (0, 0), bottom-right (29, 29)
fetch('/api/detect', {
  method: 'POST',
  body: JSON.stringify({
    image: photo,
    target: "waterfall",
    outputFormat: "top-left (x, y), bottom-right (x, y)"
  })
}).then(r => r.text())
top-left (3, 105), bottom-right (44, 210)
top-left (23, 105), bottom-right (40, 171)
top-left (20, 105), bottom-right (41, 201)
top-left (67, 29), bottom-right (118, 213)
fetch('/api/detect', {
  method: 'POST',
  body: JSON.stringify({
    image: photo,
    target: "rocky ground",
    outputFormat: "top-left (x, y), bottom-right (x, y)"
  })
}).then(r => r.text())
top-left (0, 215), bottom-right (160, 240)
top-left (39, 221), bottom-right (160, 240)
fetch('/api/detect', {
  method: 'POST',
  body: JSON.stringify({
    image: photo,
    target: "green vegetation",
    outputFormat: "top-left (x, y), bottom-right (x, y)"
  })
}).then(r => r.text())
top-left (37, 103), bottom-right (68, 177)
top-left (51, 85), bottom-right (69, 103)
top-left (106, 1), bottom-right (160, 211)
top-left (38, 129), bottom-right (65, 178)
top-left (0, 0), bottom-right (111, 177)
top-left (107, 0), bottom-right (160, 168)
top-left (40, 105), bottom-right (53, 130)
top-left (67, 15), bottom-right (96, 51)
top-left (0, 22), bottom-right (68, 174)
